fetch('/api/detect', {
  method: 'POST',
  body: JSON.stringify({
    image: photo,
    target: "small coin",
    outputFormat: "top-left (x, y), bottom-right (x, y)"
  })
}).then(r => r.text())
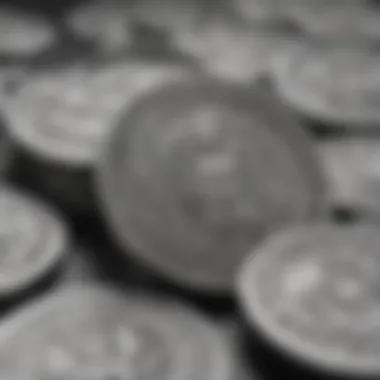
top-left (273, 40), bottom-right (380, 126)
top-left (0, 184), bottom-right (69, 297)
top-left (238, 223), bottom-right (380, 376)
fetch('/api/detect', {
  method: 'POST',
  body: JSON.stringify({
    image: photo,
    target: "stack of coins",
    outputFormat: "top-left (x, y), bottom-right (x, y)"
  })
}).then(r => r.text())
top-left (3, 2), bottom-right (380, 380)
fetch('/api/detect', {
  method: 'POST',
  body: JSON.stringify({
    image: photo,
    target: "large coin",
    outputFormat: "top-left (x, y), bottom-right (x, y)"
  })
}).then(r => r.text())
top-left (0, 184), bottom-right (69, 297)
top-left (0, 285), bottom-right (233, 380)
top-left (97, 77), bottom-right (327, 293)
top-left (238, 223), bottom-right (380, 377)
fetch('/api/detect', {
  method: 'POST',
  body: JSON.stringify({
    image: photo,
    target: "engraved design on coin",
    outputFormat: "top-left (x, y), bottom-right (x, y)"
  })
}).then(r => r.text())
top-left (239, 224), bottom-right (380, 374)
top-left (99, 80), bottom-right (325, 290)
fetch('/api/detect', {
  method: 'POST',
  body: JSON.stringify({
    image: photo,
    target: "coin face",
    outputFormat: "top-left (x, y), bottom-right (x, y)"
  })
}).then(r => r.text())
top-left (0, 286), bottom-right (232, 380)
top-left (238, 223), bottom-right (380, 376)
top-left (0, 6), bottom-right (55, 57)
top-left (4, 62), bottom-right (188, 165)
top-left (66, 0), bottom-right (132, 52)
top-left (273, 42), bottom-right (380, 125)
top-left (0, 185), bottom-right (68, 296)
top-left (98, 78), bottom-right (326, 292)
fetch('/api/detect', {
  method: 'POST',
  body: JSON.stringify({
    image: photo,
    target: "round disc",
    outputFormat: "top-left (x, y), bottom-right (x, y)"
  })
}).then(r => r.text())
top-left (98, 77), bottom-right (327, 292)
top-left (238, 223), bottom-right (380, 376)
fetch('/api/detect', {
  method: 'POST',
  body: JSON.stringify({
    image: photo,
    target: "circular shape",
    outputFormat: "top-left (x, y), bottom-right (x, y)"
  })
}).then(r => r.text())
top-left (66, 0), bottom-right (132, 52)
top-left (0, 285), bottom-right (233, 380)
top-left (0, 6), bottom-right (55, 57)
top-left (98, 78), bottom-right (327, 292)
top-left (0, 185), bottom-right (68, 297)
top-left (4, 61), bottom-right (189, 165)
top-left (287, 0), bottom-right (380, 41)
top-left (238, 223), bottom-right (380, 376)
top-left (273, 41), bottom-right (380, 125)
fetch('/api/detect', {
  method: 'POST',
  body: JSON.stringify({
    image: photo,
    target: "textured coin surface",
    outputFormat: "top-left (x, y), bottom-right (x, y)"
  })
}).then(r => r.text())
top-left (0, 185), bottom-right (68, 296)
top-left (0, 285), bottom-right (233, 380)
top-left (3, 61), bottom-right (188, 166)
top-left (273, 41), bottom-right (380, 126)
top-left (98, 77), bottom-right (327, 292)
top-left (238, 223), bottom-right (380, 376)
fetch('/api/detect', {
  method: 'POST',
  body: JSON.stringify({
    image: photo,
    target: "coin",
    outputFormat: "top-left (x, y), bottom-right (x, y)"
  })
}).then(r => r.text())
top-left (238, 223), bottom-right (380, 376)
top-left (0, 285), bottom-right (233, 380)
top-left (97, 77), bottom-right (327, 293)
top-left (273, 40), bottom-right (380, 127)
top-left (0, 184), bottom-right (69, 297)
